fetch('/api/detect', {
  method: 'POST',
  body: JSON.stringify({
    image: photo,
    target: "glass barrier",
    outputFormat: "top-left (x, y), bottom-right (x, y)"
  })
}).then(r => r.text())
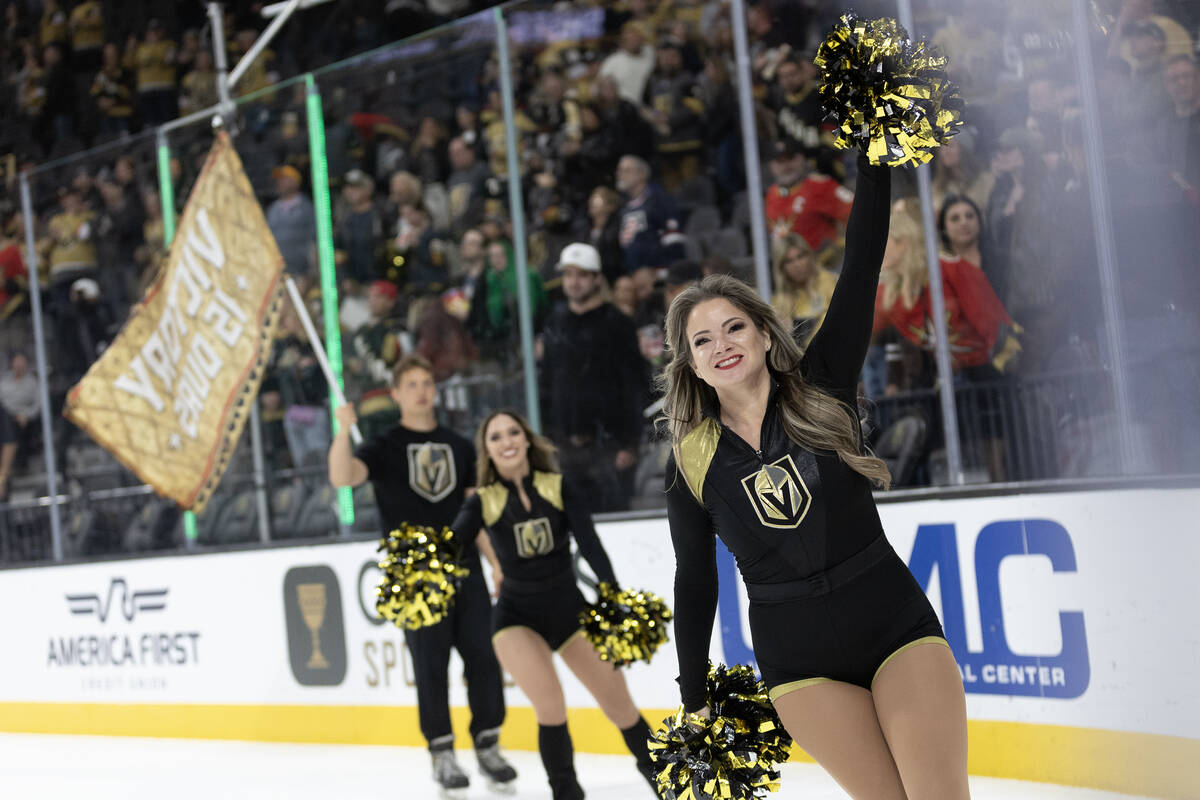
top-left (3, 0), bottom-right (1198, 566)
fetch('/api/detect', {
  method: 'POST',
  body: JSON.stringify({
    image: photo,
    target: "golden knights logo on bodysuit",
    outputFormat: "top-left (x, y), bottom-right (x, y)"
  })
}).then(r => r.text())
top-left (407, 442), bottom-right (457, 503)
top-left (740, 454), bottom-right (812, 529)
top-left (514, 517), bottom-right (554, 558)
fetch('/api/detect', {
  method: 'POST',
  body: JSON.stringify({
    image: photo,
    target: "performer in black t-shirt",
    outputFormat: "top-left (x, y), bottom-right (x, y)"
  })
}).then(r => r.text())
top-left (329, 354), bottom-right (516, 796)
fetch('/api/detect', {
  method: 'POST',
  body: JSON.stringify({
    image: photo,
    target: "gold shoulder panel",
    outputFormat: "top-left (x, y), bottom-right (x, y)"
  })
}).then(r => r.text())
top-left (678, 418), bottom-right (721, 504)
top-left (477, 483), bottom-right (509, 528)
top-left (532, 471), bottom-right (564, 511)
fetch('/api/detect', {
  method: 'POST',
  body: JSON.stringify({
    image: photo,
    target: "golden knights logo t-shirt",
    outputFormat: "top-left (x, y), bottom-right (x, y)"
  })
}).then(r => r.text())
top-left (355, 424), bottom-right (477, 561)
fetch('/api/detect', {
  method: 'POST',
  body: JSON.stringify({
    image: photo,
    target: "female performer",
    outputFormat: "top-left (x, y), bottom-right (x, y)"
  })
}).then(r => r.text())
top-left (450, 410), bottom-right (657, 800)
top-left (661, 156), bottom-right (971, 799)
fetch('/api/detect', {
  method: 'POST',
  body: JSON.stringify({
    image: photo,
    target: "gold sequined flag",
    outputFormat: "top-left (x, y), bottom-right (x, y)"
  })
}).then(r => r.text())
top-left (64, 132), bottom-right (285, 513)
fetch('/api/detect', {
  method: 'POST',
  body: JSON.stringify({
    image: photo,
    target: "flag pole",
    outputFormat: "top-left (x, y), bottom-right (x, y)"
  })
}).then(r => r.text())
top-left (282, 277), bottom-right (362, 445)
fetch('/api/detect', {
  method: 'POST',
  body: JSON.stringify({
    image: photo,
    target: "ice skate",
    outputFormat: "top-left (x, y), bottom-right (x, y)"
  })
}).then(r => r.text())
top-left (475, 728), bottom-right (518, 794)
top-left (431, 745), bottom-right (470, 799)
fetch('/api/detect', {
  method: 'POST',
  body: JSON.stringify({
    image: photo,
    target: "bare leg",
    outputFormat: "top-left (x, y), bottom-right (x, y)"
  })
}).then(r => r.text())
top-left (492, 627), bottom-right (567, 724)
top-left (871, 642), bottom-right (970, 800)
top-left (558, 635), bottom-right (640, 728)
top-left (773, 681), bottom-right (908, 800)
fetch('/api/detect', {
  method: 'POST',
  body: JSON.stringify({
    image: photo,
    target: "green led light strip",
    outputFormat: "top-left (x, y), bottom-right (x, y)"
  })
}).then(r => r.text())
top-left (304, 74), bottom-right (354, 527)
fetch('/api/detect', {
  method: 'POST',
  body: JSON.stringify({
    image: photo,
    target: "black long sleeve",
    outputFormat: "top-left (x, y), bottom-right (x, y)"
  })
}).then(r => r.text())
top-left (801, 156), bottom-right (891, 400)
top-left (564, 479), bottom-right (618, 585)
top-left (665, 454), bottom-right (719, 712)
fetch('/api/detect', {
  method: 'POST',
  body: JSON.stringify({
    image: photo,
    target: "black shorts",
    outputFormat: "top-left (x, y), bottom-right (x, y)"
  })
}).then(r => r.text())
top-left (746, 536), bottom-right (948, 701)
top-left (492, 576), bottom-right (587, 651)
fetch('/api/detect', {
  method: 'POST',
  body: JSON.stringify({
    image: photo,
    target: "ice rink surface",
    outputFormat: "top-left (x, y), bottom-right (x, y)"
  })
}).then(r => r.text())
top-left (0, 733), bottom-right (1153, 800)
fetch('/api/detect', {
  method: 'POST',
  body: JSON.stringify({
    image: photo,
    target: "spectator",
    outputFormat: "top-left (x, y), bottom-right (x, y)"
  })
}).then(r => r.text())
top-left (466, 238), bottom-right (547, 367)
top-left (67, 0), bottom-right (104, 75)
top-left (266, 164), bottom-right (316, 278)
top-left (1110, 0), bottom-right (1194, 69)
top-left (929, 128), bottom-right (994, 215)
top-left (616, 154), bottom-right (685, 279)
top-left (394, 203), bottom-right (449, 292)
top-left (260, 305), bottom-right (329, 469)
top-left (770, 53), bottom-right (824, 153)
top-left (696, 55), bottom-right (741, 199)
top-left (1158, 55), bottom-right (1200, 200)
top-left (0, 215), bottom-right (27, 318)
top-left (644, 38), bottom-right (704, 191)
top-left (131, 19), bottom-right (177, 127)
top-left (662, 258), bottom-right (702, 310)
top-left (0, 351), bottom-right (38, 496)
top-left (540, 242), bottom-right (648, 512)
top-left (873, 205), bottom-right (1020, 382)
top-left (346, 279), bottom-right (407, 439)
top-left (62, 276), bottom-right (113, 375)
top-left (938, 194), bottom-right (1005, 304)
top-left (39, 0), bottom-right (67, 50)
top-left (413, 290), bottom-right (478, 383)
top-left (386, 170), bottom-right (424, 224)
top-left (46, 185), bottom-right (97, 340)
top-left (334, 169), bottom-right (383, 286)
top-left (612, 274), bottom-right (638, 318)
top-left (445, 135), bottom-right (490, 237)
top-left (455, 227), bottom-right (487, 299)
top-left (598, 22), bottom-right (655, 105)
top-left (37, 42), bottom-right (73, 154)
top-left (93, 178), bottom-right (142, 319)
top-left (178, 48), bottom-right (217, 115)
top-left (573, 185), bottom-right (624, 286)
top-left (91, 42), bottom-right (133, 140)
top-left (770, 232), bottom-right (837, 346)
top-left (409, 115), bottom-right (448, 187)
top-left (764, 139), bottom-right (853, 258)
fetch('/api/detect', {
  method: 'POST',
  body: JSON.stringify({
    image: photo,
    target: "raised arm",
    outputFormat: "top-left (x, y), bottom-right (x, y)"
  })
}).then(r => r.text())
top-left (802, 155), bottom-right (892, 395)
top-left (665, 456), bottom-right (719, 712)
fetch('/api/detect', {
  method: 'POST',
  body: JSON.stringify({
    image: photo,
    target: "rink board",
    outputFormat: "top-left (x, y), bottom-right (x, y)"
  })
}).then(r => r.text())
top-left (0, 486), bottom-right (1197, 798)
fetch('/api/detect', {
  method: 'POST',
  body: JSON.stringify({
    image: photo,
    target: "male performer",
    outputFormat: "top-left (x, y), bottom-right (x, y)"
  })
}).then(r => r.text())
top-left (329, 354), bottom-right (516, 796)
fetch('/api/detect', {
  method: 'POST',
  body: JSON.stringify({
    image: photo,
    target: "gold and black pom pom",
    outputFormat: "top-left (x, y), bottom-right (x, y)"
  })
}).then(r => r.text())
top-left (649, 663), bottom-right (792, 799)
top-left (375, 523), bottom-right (469, 630)
top-left (580, 582), bottom-right (674, 668)
top-left (815, 12), bottom-right (963, 167)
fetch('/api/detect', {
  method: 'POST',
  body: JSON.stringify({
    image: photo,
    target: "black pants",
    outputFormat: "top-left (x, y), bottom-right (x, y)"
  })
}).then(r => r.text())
top-left (404, 567), bottom-right (505, 746)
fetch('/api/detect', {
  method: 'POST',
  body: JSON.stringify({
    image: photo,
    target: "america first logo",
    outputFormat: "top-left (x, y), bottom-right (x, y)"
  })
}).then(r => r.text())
top-left (740, 454), bottom-right (812, 529)
top-left (514, 517), bottom-right (554, 558)
top-left (408, 442), bottom-right (456, 503)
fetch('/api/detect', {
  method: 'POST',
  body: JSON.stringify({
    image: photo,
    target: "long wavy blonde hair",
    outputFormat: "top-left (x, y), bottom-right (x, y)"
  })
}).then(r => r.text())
top-left (659, 274), bottom-right (891, 488)
top-left (879, 202), bottom-right (929, 311)
top-left (475, 409), bottom-right (560, 487)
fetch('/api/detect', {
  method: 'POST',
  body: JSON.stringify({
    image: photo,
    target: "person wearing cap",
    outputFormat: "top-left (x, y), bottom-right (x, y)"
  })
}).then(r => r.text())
top-left (539, 242), bottom-right (649, 512)
top-left (335, 169), bottom-right (383, 286)
top-left (266, 164), bottom-right (316, 277)
top-left (1110, 0), bottom-right (1193, 71)
top-left (765, 138), bottom-right (854, 256)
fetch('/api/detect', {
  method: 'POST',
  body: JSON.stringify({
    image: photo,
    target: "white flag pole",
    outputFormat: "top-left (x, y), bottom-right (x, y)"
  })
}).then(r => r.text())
top-left (282, 276), bottom-right (362, 445)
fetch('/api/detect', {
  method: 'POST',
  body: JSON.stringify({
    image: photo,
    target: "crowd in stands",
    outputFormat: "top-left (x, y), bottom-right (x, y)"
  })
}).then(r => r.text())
top-left (0, 0), bottom-right (1198, 532)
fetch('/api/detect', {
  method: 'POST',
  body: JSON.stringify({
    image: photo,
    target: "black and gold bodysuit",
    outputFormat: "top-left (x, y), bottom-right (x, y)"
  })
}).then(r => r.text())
top-left (452, 470), bottom-right (618, 650)
top-left (667, 159), bottom-right (947, 712)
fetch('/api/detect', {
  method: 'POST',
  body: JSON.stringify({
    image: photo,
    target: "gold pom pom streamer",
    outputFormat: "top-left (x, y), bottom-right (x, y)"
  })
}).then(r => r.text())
top-left (580, 582), bottom-right (674, 668)
top-left (649, 663), bottom-right (792, 799)
top-left (375, 523), bottom-right (469, 630)
top-left (815, 13), bottom-right (963, 167)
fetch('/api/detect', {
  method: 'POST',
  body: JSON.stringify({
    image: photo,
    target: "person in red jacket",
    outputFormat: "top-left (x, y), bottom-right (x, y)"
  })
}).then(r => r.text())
top-left (872, 203), bottom-right (1020, 376)
top-left (765, 138), bottom-right (853, 257)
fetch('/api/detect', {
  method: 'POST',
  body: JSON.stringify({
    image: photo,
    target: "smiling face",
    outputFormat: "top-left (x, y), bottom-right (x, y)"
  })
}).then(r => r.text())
top-left (484, 413), bottom-right (530, 476)
top-left (686, 297), bottom-right (771, 391)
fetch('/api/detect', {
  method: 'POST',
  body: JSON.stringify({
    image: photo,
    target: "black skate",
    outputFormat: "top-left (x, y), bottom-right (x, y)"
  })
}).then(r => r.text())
top-left (475, 728), bottom-right (518, 794)
top-left (431, 742), bottom-right (470, 799)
